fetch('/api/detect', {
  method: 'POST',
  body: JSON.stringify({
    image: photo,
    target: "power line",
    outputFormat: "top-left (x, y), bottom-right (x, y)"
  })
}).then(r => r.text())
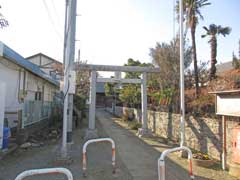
top-left (42, 0), bottom-right (63, 42)
top-left (50, 0), bottom-right (62, 29)
top-left (173, 0), bottom-right (176, 39)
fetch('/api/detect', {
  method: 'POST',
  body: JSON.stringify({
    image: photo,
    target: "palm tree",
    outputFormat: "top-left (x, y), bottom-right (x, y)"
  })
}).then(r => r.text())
top-left (201, 24), bottom-right (231, 80)
top-left (176, 0), bottom-right (210, 97)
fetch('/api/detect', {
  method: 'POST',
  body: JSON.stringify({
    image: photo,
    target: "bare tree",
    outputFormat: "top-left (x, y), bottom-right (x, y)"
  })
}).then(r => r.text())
top-left (75, 60), bottom-right (90, 99)
top-left (0, 6), bottom-right (9, 28)
top-left (149, 38), bottom-right (192, 90)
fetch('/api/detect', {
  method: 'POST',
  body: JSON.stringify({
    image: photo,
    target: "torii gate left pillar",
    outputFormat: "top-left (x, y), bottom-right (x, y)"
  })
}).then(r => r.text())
top-left (85, 70), bottom-right (98, 139)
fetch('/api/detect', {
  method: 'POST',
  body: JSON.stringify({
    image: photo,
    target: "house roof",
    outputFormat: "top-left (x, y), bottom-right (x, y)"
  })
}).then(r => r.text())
top-left (0, 42), bottom-right (59, 87)
top-left (209, 89), bottom-right (240, 95)
top-left (26, 53), bottom-right (62, 65)
top-left (216, 61), bottom-right (233, 74)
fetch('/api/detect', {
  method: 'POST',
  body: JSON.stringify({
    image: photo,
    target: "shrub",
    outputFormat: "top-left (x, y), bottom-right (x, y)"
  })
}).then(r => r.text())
top-left (128, 121), bottom-right (142, 130)
top-left (193, 152), bottom-right (210, 160)
top-left (122, 108), bottom-right (135, 121)
top-left (122, 108), bottom-right (129, 121)
top-left (186, 94), bottom-right (215, 115)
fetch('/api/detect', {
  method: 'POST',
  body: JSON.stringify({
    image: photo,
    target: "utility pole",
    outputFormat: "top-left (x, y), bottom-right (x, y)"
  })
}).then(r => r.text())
top-left (179, 0), bottom-right (185, 147)
top-left (61, 0), bottom-right (77, 158)
top-left (67, 0), bottom-right (77, 144)
top-left (77, 49), bottom-right (80, 64)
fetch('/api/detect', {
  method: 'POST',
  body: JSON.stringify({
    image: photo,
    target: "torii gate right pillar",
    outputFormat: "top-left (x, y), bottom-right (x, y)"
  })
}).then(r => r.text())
top-left (137, 72), bottom-right (150, 137)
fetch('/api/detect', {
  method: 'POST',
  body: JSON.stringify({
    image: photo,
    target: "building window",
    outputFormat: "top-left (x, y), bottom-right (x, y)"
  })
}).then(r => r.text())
top-left (35, 91), bottom-right (42, 101)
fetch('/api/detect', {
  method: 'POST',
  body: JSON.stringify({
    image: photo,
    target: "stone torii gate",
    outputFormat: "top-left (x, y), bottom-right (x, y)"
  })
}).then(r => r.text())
top-left (78, 64), bottom-right (160, 139)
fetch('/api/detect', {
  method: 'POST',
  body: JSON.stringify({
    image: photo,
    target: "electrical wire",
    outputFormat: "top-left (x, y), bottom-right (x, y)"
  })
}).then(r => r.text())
top-left (50, 0), bottom-right (62, 28)
top-left (42, 0), bottom-right (63, 42)
top-left (173, 0), bottom-right (176, 39)
top-left (63, 79), bottom-right (70, 101)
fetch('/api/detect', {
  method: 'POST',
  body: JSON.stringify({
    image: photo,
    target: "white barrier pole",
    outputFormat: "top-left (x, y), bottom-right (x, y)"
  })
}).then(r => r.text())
top-left (82, 138), bottom-right (116, 177)
top-left (158, 146), bottom-right (194, 180)
top-left (15, 168), bottom-right (73, 180)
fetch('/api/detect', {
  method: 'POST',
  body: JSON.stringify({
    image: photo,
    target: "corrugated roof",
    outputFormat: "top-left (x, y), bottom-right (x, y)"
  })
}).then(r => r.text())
top-left (209, 89), bottom-right (240, 95)
top-left (0, 42), bottom-right (59, 87)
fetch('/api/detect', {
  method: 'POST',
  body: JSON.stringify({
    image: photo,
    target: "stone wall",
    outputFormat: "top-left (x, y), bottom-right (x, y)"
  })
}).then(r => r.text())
top-left (109, 106), bottom-right (240, 164)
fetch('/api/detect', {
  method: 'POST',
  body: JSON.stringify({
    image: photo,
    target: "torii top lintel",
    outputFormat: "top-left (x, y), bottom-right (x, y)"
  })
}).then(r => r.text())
top-left (76, 64), bottom-right (160, 73)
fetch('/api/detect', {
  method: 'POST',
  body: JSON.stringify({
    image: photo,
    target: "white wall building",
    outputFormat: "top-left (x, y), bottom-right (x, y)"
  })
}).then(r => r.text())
top-left (0, 42), bottom-right (60, 128)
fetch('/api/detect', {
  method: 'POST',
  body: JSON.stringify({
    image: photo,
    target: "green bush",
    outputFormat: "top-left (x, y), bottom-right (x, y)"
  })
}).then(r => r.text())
top-left (128, 121), bottom-right (142, 130)
top-left (122, 109), bottom-right (129, 122)
top-left (187, 94), bottom-right (215, 115)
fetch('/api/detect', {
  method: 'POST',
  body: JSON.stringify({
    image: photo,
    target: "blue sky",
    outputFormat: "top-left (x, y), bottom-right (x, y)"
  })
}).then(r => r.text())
top-left (195, 0), bottom-right (240, 64)
top-left (0, 0), bottom-right (239, 68)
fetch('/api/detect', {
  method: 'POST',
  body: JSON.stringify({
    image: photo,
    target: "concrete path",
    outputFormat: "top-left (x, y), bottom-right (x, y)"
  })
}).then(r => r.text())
top-left (98, 109), bottom-right (239, 180)
top-left (1, 109), bottom-right (238, 180)
top-left (0, 113), bottom-right (132, 180)
top-left (97, 110), bottom-right (195, 180)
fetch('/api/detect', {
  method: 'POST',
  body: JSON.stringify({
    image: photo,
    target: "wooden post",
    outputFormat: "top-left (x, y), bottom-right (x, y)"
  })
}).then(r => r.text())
top-left (17, 110), bottom-right (23, 132)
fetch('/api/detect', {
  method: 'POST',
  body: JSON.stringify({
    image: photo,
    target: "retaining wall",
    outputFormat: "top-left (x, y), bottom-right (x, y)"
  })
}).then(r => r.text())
top-left (107, 106), bottom-right (240, 164)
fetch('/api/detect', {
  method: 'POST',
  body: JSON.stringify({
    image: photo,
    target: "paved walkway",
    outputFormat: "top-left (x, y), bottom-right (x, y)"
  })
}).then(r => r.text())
top-left (0, 109), bottom-right (239, 180)
top-left (97, 111), bottom-right (158, 180)
top-left (97, 110), bottom-right (199, 180)
top-left (0, 112), bottom-right (132, 180)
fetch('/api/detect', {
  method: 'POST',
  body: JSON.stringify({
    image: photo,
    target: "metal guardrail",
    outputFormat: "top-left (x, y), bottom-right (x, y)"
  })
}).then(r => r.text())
top-left (22, 100), bottom-right (62, 128)
top-left (82, 138), bottom-right (116, 177)
top-left (22, 101), bottom-right (52, 127)
top-left (14, 167), bottom-right (73, 180)
top-left (158, 146), bottom-right (194, 180)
